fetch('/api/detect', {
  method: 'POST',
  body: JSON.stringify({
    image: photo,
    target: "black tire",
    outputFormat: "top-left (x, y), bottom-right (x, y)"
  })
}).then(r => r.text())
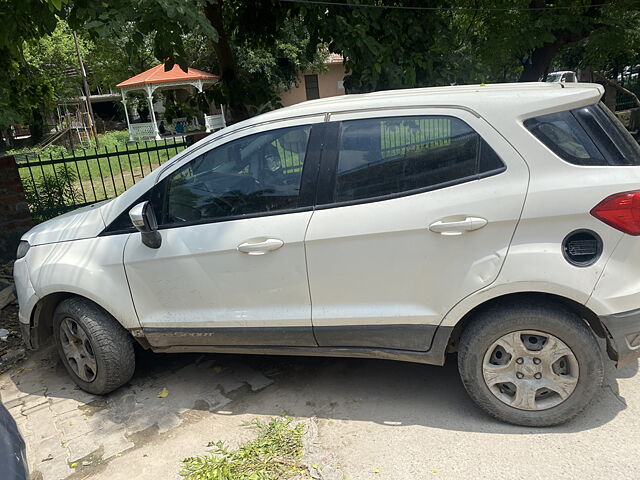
top-left (458, 301), bottom-right (603, 427)
top-left (53, 297), bottom-right (135, 395)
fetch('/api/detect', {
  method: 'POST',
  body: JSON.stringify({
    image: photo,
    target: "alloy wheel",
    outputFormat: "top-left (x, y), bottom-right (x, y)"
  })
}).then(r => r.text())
top-left (59, 317), bottom-right (98, 383)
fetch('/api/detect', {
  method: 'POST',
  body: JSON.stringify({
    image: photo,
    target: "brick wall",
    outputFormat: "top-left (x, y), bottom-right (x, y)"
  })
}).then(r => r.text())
top-left (0, 156), bottom-right (32, 261)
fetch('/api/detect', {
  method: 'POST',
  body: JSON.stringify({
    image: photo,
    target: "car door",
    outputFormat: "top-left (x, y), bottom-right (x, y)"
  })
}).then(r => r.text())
top-left (123, 117), bottom-right (324, 348)
top-left (305, 109), bottom-right (529, 351)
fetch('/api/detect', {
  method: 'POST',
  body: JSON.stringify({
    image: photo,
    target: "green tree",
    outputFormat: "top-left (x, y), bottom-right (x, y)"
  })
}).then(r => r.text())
top-left (299, 0), bottom-right (453, 92)
top-left (23, 21), bottom-right (92, 101)
top-left (171, 17), bottom-right (323, 116)
top-left (557, 8), bottom-right (640, 76)
top-left (67, 0), bottom-right (321, 121)
top-left (88, 25), bottom-right (157, 91)
top-left (301, 0), bottom-right (640, 89)
top-left (454, 0), bottom-right (640, 82)
top-left (0, 0), bottom-right (67, 146)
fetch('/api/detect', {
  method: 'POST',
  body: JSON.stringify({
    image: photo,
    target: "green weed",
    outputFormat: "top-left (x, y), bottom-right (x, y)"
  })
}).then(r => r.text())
top-left (180, 417), bottom-right (308, 480)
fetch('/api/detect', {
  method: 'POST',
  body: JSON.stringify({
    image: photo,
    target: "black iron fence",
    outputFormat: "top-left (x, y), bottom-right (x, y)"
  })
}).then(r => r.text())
top-left (615, 68), bottom-right (640, 111)
top-left (16, 139), bottom-right (187, 223)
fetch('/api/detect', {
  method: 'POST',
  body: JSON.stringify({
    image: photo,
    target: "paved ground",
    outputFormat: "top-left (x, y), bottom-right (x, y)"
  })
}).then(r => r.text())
top-left (0, 343), bottom-right (638, 480)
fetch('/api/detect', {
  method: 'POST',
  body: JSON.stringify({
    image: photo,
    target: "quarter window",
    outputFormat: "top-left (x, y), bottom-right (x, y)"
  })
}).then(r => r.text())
top-left (334, 116), bottom-right (504, 203)
top-left (524, 103), bottom-right (640, 166)
top-left (161, 125), bottom-right (311, 225)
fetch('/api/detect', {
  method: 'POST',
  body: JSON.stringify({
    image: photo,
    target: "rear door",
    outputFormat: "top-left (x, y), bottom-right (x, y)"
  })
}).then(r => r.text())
top-left (305, 109), bottom-right (529, 351)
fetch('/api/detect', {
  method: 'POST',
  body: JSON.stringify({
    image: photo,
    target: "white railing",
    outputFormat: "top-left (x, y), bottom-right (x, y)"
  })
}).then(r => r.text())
top-left (129, 122), bottom-right (156, 141)
top-left (204, 113), bottom-right (226, 133)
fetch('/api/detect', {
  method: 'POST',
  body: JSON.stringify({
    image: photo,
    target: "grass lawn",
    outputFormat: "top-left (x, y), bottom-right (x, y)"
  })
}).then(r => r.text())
top-left (15, 131), bottom-right (188, 209)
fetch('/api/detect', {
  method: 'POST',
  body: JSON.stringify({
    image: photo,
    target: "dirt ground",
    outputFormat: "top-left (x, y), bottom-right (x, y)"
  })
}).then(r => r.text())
top-left (1, 256), bottom-right (639, 479)
top-left (0, 262), bottom-right (27, 374)
top-left (1, 339), bottom-right (639, 480)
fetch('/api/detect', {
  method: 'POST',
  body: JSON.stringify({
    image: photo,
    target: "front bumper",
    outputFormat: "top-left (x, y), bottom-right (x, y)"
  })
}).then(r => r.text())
top-left (599, 309), bottom-right (640, 368)
top-left (12, 259), bottom-right (38, 350)
top-left (19, 322), bottom-right (32, 350)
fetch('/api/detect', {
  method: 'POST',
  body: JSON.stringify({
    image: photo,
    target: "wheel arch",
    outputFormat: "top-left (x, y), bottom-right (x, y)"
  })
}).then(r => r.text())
top-left (28, 292), bottom-right (144, 350)
top-left (444, 291), bottom-right (607, 355)
top-left (29, 292), bottom-right (74, 349)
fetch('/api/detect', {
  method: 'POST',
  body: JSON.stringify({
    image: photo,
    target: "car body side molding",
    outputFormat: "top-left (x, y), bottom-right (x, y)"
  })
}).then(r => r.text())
top-left (143, 325), bottom-right (453, 366)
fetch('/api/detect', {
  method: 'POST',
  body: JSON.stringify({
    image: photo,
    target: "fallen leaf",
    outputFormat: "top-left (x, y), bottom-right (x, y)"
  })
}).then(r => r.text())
top-left (157, 387), bottom-right (169, 398)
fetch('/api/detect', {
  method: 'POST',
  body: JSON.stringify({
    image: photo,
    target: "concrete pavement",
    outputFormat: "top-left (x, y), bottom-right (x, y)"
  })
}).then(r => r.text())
top-left (0, 344), bottom-right (637, 479)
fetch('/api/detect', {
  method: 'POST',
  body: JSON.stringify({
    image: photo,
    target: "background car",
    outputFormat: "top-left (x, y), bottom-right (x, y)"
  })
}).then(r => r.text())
top-left (0, 401), bottom-right (28, 480)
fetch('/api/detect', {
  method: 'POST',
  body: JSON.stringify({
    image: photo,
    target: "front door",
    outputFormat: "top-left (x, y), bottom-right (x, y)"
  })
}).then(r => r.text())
top-left (305, 110), bottom-right (529, 351)
top-left (124, 120), bottom-right (322, 348)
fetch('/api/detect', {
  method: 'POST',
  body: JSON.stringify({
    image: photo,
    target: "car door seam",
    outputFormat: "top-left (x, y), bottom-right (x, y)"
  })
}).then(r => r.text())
top-left (304, 213), bottom-right (319, 346)
top-left (121, 233), bottom-right (144, 330)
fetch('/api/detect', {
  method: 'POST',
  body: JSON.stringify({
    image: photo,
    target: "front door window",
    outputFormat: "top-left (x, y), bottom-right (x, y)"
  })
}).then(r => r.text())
top-left (161, 125), bottom-right (312, 225)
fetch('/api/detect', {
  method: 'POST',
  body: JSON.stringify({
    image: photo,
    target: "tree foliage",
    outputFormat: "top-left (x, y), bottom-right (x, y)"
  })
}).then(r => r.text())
top-left (2, 0), bottom-right (640, 142)
top-left (300, 0), bottom-right (454, 92)
top-left (0, 0), bottom-right (67, 139)
top-left (23, 21), bottom-right (92, 101)
top-left (67, 0), bottom-right (320, 121)
top-left (460, 0), bottom-right (639, 82)
top-left (557, 6), bottom-right (640, 75)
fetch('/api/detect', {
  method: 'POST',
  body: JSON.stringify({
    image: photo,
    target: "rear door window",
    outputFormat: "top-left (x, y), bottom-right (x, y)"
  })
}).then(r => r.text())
top-left (333, 116), bottom-right (505, 203)
top-left (524, 103), bottom-right (640, 166)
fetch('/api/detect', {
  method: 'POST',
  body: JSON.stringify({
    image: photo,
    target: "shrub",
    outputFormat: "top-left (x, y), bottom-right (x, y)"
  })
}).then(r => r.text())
top-left (23, 164), bottom-right (81, 222)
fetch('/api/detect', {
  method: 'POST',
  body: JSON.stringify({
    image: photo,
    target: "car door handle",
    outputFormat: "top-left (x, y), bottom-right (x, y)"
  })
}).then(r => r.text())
top-left (429, 217), bottom-right (488, 235)
top-left (237, 238), bottom-right (284, 255)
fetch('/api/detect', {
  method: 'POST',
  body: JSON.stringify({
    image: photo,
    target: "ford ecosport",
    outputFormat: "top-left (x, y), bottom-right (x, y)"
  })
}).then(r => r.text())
top-left (13, 82), bottom-right (640, 426)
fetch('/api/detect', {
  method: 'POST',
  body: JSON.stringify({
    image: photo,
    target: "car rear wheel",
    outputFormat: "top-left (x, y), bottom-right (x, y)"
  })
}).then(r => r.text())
top-left (458, 302), bottom-right (603, 426)
top-left (53, 297), bottom-right (135, 395)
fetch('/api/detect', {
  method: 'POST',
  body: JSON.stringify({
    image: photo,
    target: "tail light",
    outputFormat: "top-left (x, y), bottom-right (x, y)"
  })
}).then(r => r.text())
top-left (591, 190), bottom-right (640, 235)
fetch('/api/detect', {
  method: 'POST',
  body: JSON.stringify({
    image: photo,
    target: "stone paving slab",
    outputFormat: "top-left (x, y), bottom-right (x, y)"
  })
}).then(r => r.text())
top-left (2, 341), bottom-right (639, 480)
top-left (0, 346), bottom-right (273, 480)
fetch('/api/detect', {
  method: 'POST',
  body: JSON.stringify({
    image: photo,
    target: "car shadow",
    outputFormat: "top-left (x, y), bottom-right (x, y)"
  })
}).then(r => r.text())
top-left (215, 351), bottom-right (632, 435)
top-left (4, 343), bottom-right (632, 441)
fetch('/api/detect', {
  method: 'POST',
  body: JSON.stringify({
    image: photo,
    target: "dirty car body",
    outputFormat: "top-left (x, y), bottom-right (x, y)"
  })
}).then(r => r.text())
top-left (13, 82), bottom-right (640, 426)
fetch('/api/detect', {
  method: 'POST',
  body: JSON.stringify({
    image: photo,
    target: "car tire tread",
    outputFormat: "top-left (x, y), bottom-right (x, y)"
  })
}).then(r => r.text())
top-left (458, 301), bottom-right (604, 427)
top-left (53, 297), bottom-right (135, 395)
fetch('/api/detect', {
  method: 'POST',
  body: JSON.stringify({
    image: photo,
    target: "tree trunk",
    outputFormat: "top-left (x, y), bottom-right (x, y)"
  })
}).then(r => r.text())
top-left (519, 41), bottom-right (565, 82)
top-left (203, 1), bottom-right (250, 123)
top-left (518, 0), bottom-right (603, 83)
top-left (30, 108), bottom-right (44, 143)
top-left (593, 70), bottom-right (640, 108)
top-left (0, 128), bottom-right (9, 150)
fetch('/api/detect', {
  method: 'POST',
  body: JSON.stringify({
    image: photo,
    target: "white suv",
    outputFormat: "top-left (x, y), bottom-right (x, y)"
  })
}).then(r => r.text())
top-left (13, 83), bottom-right (640, 426)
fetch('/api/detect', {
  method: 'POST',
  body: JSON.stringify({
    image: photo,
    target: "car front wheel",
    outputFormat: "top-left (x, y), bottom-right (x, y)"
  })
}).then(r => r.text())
top-left (53, 297), bottom-right (135, 395)
top-left (458, 302), bottom-right (604, 427)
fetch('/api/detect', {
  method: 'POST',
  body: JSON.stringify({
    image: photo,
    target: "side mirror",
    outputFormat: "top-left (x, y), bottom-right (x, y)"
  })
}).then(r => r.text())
top-left (129, 201), bottom-right (162, 249)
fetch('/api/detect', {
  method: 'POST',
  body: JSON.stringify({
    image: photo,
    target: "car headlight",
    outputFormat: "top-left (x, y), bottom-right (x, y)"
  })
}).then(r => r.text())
top-left (16, 241), bottom-right (30, 260)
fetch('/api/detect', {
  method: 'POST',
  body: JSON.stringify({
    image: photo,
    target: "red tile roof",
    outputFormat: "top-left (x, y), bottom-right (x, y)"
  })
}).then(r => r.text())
top-left (116, 63), bottom-right (219, 89)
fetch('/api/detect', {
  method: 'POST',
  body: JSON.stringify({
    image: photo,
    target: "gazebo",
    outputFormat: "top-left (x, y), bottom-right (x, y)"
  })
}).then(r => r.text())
top-left (117, 63), bottom-right (220, 141)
